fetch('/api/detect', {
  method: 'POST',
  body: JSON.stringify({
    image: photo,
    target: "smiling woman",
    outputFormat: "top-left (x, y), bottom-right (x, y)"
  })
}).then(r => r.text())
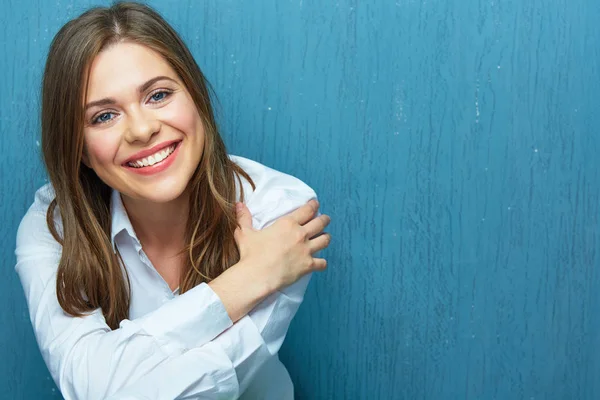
top-left (15, 2), bottom-right (331, 399)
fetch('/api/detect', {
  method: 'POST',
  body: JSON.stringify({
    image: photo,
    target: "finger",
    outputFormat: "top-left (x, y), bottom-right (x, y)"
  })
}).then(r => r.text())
top-left (235, 202), bottom-right (253, 230)
top-left (289, 199), bottom-right (319, 225)
top-left (304, 214), bottom-right (331, 238)
top-left (308, 232), bottom-right (331, 254)
top-left (311, 258), bottom-right (328, 271)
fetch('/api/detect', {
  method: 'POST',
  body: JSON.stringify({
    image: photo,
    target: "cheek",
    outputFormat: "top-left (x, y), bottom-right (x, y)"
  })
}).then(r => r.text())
top-left (84, 131), bottom-right (121, 167)
top-left (163, 97), bottom-right (204, 139)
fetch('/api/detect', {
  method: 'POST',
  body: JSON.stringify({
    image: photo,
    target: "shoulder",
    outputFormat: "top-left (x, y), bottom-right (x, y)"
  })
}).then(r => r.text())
top-left (229, 155), bottom-right (318, 229)
top-left (15, 183), bottom-right (61, 256)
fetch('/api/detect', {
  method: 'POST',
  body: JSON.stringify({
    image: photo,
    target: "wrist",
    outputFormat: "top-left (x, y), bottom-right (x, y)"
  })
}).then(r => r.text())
top-left (208, 258), bottom-right (272, 322)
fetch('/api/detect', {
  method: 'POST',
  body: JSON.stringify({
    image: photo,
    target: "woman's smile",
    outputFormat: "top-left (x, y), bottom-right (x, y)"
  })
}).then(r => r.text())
top-left (123, 140), bottom-right (182, 175)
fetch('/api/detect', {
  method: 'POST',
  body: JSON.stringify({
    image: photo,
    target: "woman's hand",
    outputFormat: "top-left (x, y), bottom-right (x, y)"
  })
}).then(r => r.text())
top-left (208, 199), bottom-right (331, 322)
top-left (234, 199), bottom-right (331, 294)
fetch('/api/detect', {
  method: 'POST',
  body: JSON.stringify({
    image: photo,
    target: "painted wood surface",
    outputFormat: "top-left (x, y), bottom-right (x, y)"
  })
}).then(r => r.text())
top-left (1, 0), bottom-right (599, 398)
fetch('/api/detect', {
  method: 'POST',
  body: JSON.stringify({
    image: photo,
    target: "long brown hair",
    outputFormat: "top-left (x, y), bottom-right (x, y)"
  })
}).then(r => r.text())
top-left (42, 2), bottom-right (254, 329)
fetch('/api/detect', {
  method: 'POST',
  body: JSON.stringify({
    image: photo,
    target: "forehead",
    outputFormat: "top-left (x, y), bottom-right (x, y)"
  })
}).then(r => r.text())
top-left (86, 42), bottom-right (178, 101)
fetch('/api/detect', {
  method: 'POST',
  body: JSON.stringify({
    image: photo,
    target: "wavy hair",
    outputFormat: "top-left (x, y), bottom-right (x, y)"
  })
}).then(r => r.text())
top-left (42, 1), bottom-right (254, 329)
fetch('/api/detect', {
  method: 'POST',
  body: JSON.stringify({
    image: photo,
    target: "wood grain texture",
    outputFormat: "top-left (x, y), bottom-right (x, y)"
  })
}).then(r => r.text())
top-left (1, 0), bottom-right (599, 398)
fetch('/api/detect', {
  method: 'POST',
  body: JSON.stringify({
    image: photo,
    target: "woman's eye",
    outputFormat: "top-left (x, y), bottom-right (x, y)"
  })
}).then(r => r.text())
top-left (92, 112), bottom-right (115, 125)
top-left (149, 90), bottom-right (171, 103)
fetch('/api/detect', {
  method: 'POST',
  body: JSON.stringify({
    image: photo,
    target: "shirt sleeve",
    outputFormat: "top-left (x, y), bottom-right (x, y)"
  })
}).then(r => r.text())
top-left (15, 187), bottom-right (240, 400)
top-left (211, 159), bottom-right (320, 393)
top-left (243, 185), bottom-right (318, 353)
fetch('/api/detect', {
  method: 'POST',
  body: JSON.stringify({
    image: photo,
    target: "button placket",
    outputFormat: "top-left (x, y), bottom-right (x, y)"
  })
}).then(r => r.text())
top-left (138, 249), bottom-right (174, 297)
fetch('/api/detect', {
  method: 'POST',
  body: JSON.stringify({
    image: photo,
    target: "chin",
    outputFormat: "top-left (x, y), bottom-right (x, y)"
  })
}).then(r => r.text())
top-left (119, 178), bottom-right (190, 205)
top-left (141, 191), bottom-right (185, 204)
top-left (145, 186), bottom-right (189, 204)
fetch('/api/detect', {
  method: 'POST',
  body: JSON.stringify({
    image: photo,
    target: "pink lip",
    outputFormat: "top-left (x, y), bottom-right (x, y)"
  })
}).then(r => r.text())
top-left (123, 141), bottom-right (182, 176)
top-left (123, 139), bottom-right (181, 165)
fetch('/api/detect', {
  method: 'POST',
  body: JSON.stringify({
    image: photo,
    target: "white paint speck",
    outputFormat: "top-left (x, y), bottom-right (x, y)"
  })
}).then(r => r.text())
top-left (497, 65), bottom-right (501, 69)
top-left (534, 148), bottom-right (538, 153)
top-left (475, 80), bottom-right (480, 122)
top-left (36, 140), bottom-right (40, 146)
top-left (267, 107), bottom-right (272, 111)
top-left (508, 206), bottom-right (512, 210)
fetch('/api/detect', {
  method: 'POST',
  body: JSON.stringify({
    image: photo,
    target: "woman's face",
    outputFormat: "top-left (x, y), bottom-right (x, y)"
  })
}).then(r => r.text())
top-left (83, 41), bottom-right (204, 205)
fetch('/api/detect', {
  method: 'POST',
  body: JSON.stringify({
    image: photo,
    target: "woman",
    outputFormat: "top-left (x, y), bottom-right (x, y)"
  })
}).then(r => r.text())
top-left (15, 2), bottom-right (331, 399)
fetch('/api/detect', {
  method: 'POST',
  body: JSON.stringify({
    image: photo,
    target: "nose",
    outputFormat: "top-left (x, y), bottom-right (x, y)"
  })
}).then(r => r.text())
top-left (124, 108), bottom-right (160, 144)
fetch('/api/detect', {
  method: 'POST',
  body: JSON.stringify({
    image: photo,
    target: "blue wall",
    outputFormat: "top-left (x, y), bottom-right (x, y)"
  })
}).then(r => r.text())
top-left (1, 0), bottom-right (599, 398)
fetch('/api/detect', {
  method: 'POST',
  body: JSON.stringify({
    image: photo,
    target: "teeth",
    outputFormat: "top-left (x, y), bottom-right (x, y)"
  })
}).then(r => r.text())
top-left (128, 144), bottom-right (176, 168)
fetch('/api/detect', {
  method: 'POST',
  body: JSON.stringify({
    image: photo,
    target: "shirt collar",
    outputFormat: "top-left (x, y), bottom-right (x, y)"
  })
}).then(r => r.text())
top-left (110, 189), bottom-right (141, 251)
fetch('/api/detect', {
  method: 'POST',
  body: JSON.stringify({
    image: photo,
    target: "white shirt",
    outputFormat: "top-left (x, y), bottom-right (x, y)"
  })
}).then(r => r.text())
top-left (15, 155), bottom-right (318, 400)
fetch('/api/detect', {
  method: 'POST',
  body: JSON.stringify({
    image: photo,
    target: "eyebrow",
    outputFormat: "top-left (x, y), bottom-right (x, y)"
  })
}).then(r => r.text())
top-left (84, 76), bottom-right (177, 110)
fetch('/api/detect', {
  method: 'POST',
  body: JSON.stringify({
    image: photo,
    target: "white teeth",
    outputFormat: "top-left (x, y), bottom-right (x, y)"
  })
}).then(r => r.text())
top-left (155, 149), bottom-right (167, 162)
top-left (128, 144), bottom-right (177, 168)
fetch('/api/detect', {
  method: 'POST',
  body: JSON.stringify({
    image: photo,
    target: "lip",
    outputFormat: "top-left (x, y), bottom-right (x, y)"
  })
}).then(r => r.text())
top-left (123, 141), bottom-right (182, 176)
top-left (122, 139), bottom-right (181, 165)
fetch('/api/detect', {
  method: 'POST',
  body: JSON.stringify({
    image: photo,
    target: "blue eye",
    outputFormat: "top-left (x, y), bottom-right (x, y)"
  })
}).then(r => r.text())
top-left (92, 112), bottom-right (115, 125)
top-left (150, 90), bottom-right (170, 102)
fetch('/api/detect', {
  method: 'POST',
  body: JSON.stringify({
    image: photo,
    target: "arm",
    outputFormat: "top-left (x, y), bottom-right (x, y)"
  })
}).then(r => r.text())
top-left (243, 193), bottom-right (319, 355)
top-left (211, 176), bottom-right (322, 391)
top-left (18, 179), bottom-right (327, 398)
top-left (116, 185), bottom-right (322, 397)
top-left (15, 188), bottom-right (263, 400)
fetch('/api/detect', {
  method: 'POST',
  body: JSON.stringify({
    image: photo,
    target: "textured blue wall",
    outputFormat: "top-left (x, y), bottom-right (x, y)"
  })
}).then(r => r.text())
top-left (1, 0), bottom-right (599, 399)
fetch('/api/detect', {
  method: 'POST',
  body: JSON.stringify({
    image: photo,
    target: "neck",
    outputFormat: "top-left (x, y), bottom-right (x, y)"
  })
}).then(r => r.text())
top-left (121, 190), bottom-right (189, 253)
